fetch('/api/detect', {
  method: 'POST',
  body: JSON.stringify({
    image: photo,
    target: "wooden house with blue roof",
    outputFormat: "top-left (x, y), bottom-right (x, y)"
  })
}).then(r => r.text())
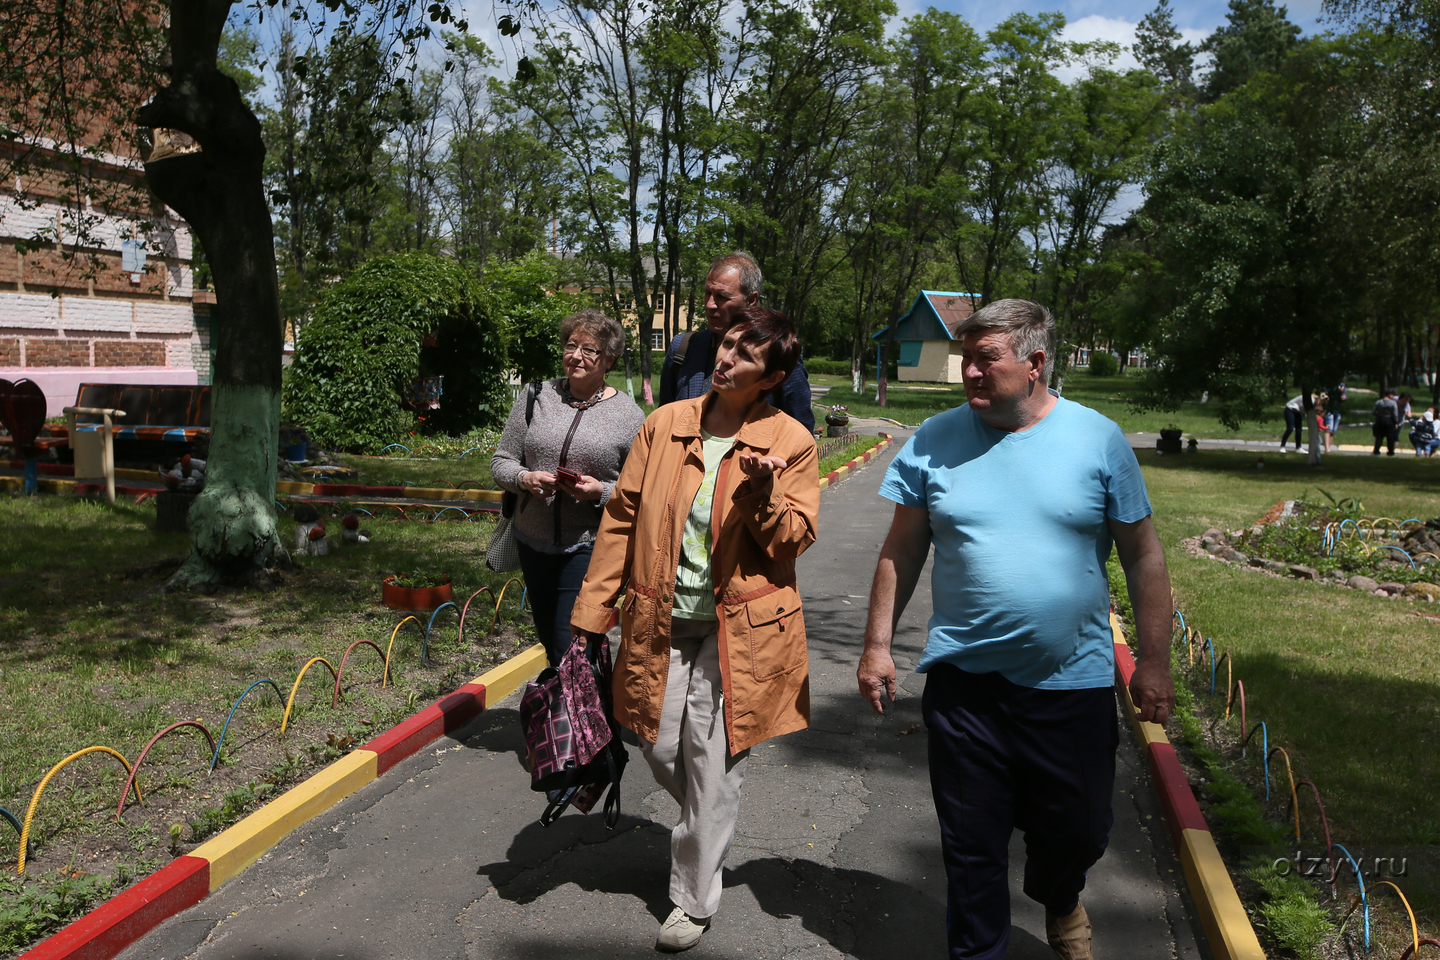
top-left (872, 291), bottom-right (979, 382)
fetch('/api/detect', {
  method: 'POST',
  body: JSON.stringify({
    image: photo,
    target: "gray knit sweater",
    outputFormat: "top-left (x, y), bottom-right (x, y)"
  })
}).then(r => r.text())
top-left (491, 380), bottom-right (646, 552)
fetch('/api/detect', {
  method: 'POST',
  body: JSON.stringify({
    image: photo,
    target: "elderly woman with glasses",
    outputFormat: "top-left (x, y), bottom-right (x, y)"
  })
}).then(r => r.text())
top-left (491, 308), bottom-right (645, 666)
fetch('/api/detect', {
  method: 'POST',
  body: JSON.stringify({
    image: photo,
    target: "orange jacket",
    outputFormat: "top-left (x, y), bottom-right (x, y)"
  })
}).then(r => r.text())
top-left (570, 394), bottom-right (820, 754)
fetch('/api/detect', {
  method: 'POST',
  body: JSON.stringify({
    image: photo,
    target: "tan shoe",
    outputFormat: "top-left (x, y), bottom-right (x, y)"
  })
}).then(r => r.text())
top-left (656, 906), bottom-right (709, 952)
top-left (1045, 900), bottom-right (1092, 960)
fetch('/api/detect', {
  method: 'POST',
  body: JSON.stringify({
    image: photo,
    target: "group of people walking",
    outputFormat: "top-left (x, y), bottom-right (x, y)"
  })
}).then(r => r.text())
top-left (1282, 385), bottom-right (1440, 457)
top-left (490, 252), bottom-right (1174, 960)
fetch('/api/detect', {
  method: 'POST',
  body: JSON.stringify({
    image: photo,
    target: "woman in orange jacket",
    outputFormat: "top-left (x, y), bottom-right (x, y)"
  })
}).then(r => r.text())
top-left (571, 306), bottom-right (819, 951)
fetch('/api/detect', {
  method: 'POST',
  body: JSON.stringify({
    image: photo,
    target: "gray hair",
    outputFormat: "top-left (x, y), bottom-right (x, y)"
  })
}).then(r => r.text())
top-left (708, 251), bottom-right (763, 299)
top-left (560, 309), bottom-right (626, 367)
top-left (954, 298), bottom-right (1057, 383)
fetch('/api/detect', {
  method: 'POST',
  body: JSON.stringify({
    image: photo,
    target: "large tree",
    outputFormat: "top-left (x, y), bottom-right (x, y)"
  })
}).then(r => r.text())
top-left (3, 0), bottom-right (459, 589)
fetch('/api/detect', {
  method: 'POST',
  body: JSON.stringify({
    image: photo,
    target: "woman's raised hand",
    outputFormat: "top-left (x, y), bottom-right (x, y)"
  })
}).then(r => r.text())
top-left (737, 453), bottom-right (788, 478)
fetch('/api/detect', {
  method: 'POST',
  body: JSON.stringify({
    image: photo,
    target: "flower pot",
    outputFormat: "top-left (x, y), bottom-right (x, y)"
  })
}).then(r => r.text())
top-left (382, 575), bottom-right (454, 611)
top-left (825, 414), bottom-right (850, 427)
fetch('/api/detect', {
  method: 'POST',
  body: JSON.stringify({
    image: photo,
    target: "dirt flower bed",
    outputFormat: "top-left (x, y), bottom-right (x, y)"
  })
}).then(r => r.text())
top-left (1186, 497), bottom-right (1440, 602)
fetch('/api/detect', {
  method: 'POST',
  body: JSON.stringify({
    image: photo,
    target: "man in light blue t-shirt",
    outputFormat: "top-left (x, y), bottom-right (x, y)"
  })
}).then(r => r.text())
top-left (856, 299), bottom-right (1174, 960)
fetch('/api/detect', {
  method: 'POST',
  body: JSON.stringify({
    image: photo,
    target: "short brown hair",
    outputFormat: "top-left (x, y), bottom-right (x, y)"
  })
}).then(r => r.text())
top-left (708, 251), bottom-right (762, 300)
top-left (560, 309), bottom-right (625, 366)
top-left (954, 298), bottom-right (1056, 383)
top-left (725, 305), bottom-right (801, 398)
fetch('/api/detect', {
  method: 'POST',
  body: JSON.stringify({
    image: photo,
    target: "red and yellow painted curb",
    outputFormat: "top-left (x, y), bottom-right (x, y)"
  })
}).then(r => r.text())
top-left (18, 645), bottom-right (549, 960)
top-left (1112, 613), bottom-right (1265, 960)
top-left (819, 433), bottom-right (893, 491)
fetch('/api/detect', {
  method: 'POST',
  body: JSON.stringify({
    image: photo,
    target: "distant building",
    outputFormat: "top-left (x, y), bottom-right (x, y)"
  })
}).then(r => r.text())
top-left (872, 290), bottom-right (979, 383)
top-left (0, 138), bottom-right (210, 417)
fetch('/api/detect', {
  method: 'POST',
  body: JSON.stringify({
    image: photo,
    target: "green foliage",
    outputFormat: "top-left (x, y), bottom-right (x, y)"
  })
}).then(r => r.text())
top-left (483, 252), bottom-right (595, 384)
top-left (1088, 350), bottom-right (1120, 376)
top-left (387, 571), bottom-right (452, 589)
top-left (1243, 860), bottom-right (1331, 959)
top-left (0, 870), bottom-right (115, 954)
top-left (283, 252), bottom-right (508, 450)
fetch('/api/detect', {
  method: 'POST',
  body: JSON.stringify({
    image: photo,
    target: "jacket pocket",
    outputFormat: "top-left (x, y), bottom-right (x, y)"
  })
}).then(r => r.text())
top-left (742, 585), bottom-right (805, 682)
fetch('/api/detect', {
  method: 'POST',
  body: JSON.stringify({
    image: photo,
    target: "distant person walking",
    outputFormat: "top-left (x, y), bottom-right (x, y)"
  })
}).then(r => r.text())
top-left (1373, 389), bottom-right (1401, 456)
top-left (855, 299), bottom-right (1174, 960)
top-left (1280, 394), bottom-right (1305, 450)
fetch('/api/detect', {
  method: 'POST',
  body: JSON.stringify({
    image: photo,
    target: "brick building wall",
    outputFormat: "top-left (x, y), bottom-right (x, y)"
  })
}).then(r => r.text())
top-left (0, 181), bottom-right (209, 414)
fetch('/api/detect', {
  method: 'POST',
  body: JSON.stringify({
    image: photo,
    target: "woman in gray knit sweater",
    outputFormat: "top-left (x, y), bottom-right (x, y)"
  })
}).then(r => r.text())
top-left (491, 309), bottom-right (645, 665)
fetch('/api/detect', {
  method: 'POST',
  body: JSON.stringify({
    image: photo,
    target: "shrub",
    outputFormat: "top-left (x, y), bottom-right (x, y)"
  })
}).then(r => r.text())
top-left (283, 252), bottom-right (509, 451)
top-left (1088, 351), bottom-right (1120, 377)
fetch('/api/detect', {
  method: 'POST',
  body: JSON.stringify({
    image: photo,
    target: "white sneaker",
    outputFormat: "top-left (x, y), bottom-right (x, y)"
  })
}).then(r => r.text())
top-left (656, 906), bottom-right (709, 952)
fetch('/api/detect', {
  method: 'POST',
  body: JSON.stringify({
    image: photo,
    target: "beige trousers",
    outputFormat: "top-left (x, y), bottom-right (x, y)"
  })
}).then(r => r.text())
top-left (641, 616), bottom-right (750, 920)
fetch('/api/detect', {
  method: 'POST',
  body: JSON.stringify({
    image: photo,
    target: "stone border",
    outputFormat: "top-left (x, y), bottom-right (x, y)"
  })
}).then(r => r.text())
top-left (1189, 521), bottom-right (1440, 602)
top-left (17, 645), bottom-right (550, 960)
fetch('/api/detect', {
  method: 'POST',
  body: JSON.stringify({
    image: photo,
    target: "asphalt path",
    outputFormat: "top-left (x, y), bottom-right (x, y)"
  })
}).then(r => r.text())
top-left (119, 432), bottom-right (1202, 960)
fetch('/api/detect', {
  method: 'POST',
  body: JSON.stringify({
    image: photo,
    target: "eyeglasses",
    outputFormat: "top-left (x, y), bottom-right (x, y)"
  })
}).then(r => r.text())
top-left (563, 342), bottom-right (602, 360)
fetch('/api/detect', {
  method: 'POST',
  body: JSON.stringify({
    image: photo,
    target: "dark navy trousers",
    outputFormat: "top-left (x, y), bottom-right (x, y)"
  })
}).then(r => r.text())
top-left (922, 665), bottom-right (1119, 960)
top-left (516, 540), bottom-right (596, 667)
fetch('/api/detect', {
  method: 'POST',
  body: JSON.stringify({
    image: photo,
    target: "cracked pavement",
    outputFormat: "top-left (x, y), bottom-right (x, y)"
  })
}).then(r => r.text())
top-left (119, 430), bottom-right (1203, 960)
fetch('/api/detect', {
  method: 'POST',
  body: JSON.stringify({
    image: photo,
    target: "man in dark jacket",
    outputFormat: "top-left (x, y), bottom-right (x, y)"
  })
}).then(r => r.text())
top-left (658, 252), bottom-right (816, 434)
top-left (1373, 389), bottom-right (1400, 456)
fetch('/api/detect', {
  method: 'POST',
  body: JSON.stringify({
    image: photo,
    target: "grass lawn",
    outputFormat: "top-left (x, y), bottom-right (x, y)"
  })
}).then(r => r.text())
top-left (1135, 449), bottom-right (1440, 926)
top-left (0, 496), bottom-right (533, 954)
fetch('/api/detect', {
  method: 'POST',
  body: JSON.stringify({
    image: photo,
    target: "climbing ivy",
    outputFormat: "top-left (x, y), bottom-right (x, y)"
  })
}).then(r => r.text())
top-left (283, 252), bottom-right (509, 451)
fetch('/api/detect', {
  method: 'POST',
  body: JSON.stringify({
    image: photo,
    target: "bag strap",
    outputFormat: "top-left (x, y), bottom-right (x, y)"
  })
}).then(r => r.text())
top-left (669, 331), bottom-right (694, 400)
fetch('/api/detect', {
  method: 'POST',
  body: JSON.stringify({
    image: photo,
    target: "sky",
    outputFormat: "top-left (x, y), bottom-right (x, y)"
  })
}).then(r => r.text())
top-left (920, 0), bottom-right (1326, 77)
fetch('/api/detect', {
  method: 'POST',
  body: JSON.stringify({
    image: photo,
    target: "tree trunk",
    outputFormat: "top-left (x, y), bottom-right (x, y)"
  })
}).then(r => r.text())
top-left (138, 5), bottom-right (286, 589)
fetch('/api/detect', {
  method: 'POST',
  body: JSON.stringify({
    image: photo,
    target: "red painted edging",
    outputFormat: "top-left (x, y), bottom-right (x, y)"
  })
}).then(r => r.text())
top-left (1112, 636), bottom-right (1212, 846)
top-left (20, 673), bottom-right (500, 959)
top-left (18, 856), bottom-right (210, 960)
top-left (363, 682), bottom-right (487, 775)
top-left (1147, 742), bottom-right (1209, 846)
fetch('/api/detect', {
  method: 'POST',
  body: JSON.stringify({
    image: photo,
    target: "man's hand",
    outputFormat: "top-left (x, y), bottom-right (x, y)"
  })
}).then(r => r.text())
top-left (857, 648), bottom-right (897, 715)
top-left (737, 453), bottom-right (787, 478)
top-left (1129, 658), bottom-right (1174, 724)
top-left (857, 504), bottom-right (931, 717)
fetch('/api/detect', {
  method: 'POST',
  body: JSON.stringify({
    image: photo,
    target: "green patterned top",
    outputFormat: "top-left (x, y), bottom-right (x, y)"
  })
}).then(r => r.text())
top-left (672, 430), bottom-right (736, 621)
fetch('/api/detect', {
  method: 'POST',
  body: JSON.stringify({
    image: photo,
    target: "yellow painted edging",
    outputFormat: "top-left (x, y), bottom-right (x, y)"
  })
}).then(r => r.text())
top-left (472, 643), bottom-right (548, 706)
top-left (191, 749), bottom-right (378, 891)
top-left (818, 435), bottom-right (893, 491)
top-left (275, 480), bottom-right (315, 495)
top-left (1180, 828), bottom-right (1267, 960)
top-left (1111, 612), bottom-right (1264, 960)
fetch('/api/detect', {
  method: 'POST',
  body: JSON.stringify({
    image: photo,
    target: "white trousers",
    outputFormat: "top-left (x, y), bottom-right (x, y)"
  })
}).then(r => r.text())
top-left (642, 616), bottom-right (750, 919)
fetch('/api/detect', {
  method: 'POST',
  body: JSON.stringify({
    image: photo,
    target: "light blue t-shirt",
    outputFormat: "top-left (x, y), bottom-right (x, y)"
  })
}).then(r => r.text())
top-left (878, 396), bottom-right (1152, 689)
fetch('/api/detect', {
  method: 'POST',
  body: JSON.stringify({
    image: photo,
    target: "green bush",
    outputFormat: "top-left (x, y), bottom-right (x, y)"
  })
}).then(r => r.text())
top-left (283, 252), bottom-right (509, 451)
top-left (1088, 351), bottom-right (1120, 377)
top-left (807, 358), bottom-right (855, 376)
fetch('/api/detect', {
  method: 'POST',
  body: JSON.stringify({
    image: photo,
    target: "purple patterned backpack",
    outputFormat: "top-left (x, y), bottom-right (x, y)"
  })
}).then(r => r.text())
top-left (519, 637), bottom-right (627, 827)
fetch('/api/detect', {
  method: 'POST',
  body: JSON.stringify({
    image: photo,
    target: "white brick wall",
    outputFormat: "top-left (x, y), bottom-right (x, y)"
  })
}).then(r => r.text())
top-left (0, 196), bottom-right (194, 288)
top-left (166, 338), bottom-right (194, 368)
top-left (0, 291), bottom-right (62, 331)
top-left (134, 301), bottom-right (193, 335)
top-left (59, 295), bottom-right (133, 333)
